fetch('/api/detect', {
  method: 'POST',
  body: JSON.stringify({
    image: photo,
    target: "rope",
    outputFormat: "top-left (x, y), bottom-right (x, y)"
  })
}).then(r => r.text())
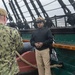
top-left (43, 0), bottom-right (57, 7)
top-left (16, 51), bottom-right (62, 69)
top-left (50, 64), bottom-right (62, 68)
top-left (15, 51), bottom-right (37, 69)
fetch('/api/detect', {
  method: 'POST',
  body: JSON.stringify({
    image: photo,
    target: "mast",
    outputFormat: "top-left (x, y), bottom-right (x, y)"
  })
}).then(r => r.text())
top-left (35, 0), bottom-right (55, 27)
top-left (57, 0), bottom-right (75, 26)
top-left (23, 0), bottom-right (37, 28)
top-left (14, 0), bottom-right (30, 29)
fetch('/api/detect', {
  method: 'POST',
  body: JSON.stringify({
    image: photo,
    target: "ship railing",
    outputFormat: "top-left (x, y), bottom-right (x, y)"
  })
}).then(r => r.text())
top-left (22, 40), bottom-right (75, 60)
top-left (52, 43), bottom-right (75, 51)
top-left (22, 39), bottom-right (75, 51)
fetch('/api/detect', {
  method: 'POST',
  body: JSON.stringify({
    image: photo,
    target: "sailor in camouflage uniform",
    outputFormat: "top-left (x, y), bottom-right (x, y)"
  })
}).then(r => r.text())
top-left (0, 8), bottom-right (23, 75)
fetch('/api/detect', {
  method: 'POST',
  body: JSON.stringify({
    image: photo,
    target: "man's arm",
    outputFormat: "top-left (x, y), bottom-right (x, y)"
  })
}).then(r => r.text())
top-left (30, 33), bottom-right (35, 46)
top-left (43, 29), bottom-right (53, 45)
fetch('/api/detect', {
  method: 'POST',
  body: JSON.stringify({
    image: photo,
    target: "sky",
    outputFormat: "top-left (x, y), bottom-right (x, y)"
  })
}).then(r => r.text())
top-left (0, 0), bottom-right (75, 21)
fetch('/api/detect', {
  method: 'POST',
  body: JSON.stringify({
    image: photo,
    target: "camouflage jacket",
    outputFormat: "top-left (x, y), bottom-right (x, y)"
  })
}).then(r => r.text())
top-left (0, 24), bottom-right (23, 75)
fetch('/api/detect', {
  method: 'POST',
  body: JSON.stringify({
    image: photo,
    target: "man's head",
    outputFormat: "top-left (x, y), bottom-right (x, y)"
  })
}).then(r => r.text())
top-left (0, 8), bottom-right (7, 25)
top-left (36, 17), bottom-right (45, 28)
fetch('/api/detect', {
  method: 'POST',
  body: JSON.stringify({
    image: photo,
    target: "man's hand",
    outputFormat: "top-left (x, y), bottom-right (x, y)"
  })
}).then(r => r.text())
top-left (35, 42), bottom-right (43, 48)
top-left (38, 42), bottom-right (43, 47)
top-left (35, 43), bottom-right (40, 48)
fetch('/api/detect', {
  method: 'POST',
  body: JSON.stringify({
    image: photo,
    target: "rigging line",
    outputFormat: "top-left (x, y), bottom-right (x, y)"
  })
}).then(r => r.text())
top-left (43, 1), bottom-right (71, 7)
top-left (3, 3), bottom-right (8, 5)
top-left (4, 0), bottom-right (71, 14)
top-left (3, 1), bottom-right (8, 5)
top-left (20, 0), bottom-right (56, 8)
top-left (21, 0), bottom-right (36, 4)
top-left (9, 0), bottom-right (71, 13)
top-left (39, 4), bottom-right (72, 14)
top-left (18, 4), bottom-right (72, 17)
top-left (8, 2), bottom-right (72, 18)
top-left (20, 0), bottom-right (56, 9)
top-left (19, 4), bottom-right (25, 8)
top-left (22, 4), bottom-right (71, 14)
top-left (11, 5), bottom-right (71, 19)
top-left (12, 0), bottom-right (58, 14)
top-left (66, 4), bottom-right (73, 6)
top-left (24, 4), bottom-right (72, 18)
top-left (43, 0), bottom-right (57, 7)
top-left (23, 0), bottom-right (57, 14)
top-left (18, 0), bottom-right (22, 3)
top-left (18, 0), bottom-right (70, 15)
top-left (46, 7), bottom-right (61, 12)
top-left (26, 0), bottom-right (36, 4)
top-left (18, 0), bottom-right (36, 8)
top-left (18, 0), bottom-right (36, 4)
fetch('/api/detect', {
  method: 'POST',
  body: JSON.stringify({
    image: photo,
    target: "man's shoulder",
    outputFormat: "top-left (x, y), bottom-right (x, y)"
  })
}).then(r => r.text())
top-left (4, 26), bottom-right (19, 34)
top-left (6, 26), bottom-right (17, 30)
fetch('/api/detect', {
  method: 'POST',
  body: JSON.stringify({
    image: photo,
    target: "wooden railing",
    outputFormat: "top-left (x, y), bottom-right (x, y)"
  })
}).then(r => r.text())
top-left (52, 43), bottom-right (75, 51)
top-left (23, 39), bottom-right (75, 51)
top-left (23, 39), bottom-right (30, 42)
